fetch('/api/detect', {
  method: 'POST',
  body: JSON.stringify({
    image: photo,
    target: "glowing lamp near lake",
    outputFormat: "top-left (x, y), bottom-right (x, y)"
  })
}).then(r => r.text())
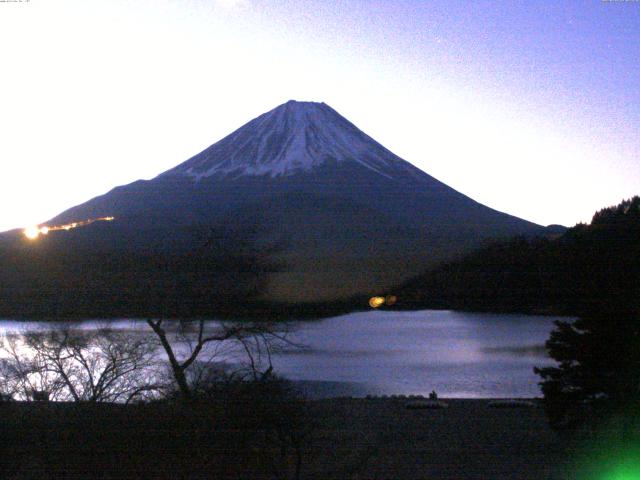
top-left (369, 296), bottom-right (385, 308)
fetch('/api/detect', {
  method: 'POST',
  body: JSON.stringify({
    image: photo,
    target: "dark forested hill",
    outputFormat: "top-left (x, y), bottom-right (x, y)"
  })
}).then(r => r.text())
top-left (0, 224), bottom-right (280, 319)
top-left (397, 197), bottom-right (640, 316)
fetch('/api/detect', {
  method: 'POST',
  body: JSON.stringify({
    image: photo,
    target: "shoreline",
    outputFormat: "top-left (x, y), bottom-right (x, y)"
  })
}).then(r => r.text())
top-left (288, 379), bottom-right (545, 401)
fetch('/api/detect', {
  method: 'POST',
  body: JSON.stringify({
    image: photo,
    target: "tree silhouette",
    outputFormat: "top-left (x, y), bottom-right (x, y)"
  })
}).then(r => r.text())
top-left (534, 313), bottom-right (639, 435)
top-left (535, 197), bottom-right (640, 439)
top-left (146, 319), bottom-right (292, 399)
top-left (0, 328), bottom-right (163, 402)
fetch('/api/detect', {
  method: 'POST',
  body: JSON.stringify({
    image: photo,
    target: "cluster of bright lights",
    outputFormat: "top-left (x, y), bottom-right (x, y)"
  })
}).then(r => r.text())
top-left (23, 217), bottom-right (115, 240)
top-left (368, 295), bottom-right (398, 308)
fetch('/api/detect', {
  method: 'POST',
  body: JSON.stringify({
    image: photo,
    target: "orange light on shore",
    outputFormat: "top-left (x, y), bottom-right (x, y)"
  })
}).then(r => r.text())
top-left (23, 216), bottom-right (115, 240)
top-left (369, 296), bottom-right (385, 308)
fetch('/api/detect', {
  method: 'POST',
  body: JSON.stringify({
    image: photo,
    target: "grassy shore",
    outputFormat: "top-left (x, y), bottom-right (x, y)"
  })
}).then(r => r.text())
top-left (0, 398), bottom-right (582, 479)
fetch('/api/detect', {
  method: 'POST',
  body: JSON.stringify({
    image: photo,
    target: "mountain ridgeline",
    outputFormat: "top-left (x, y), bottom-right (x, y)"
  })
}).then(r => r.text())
top-left (0, 100), bottom-right (545, 318)
top-left (397, 196), bottom-right (640, 316)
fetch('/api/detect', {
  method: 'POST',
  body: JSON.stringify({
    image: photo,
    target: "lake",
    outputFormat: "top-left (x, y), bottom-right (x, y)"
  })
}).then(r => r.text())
top-left (0, 310), bottom-right (563, 399)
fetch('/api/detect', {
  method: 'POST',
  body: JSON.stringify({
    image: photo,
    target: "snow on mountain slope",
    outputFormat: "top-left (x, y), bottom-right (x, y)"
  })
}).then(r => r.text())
top-left (162, 100), bottom-right (416, 180)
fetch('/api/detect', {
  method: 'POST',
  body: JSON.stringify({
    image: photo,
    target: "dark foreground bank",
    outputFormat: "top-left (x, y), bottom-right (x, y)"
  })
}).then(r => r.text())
top-left (0, 397), bottom-right (610, 479)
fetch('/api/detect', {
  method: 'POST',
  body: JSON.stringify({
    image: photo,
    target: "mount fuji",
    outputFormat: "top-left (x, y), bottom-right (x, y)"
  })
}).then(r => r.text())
top-left (15, 100), bottom-right (543, 306)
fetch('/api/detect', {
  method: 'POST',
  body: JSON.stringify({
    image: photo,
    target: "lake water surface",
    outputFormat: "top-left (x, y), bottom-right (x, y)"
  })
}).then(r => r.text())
top-left (0, 310), bottom-right (564, 398)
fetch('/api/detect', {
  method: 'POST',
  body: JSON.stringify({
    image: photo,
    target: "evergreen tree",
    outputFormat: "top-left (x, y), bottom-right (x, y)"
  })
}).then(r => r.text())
top-left (535, 197), bottom-right (640, 438)
top-left (534, 312), bottom-right (640, 434)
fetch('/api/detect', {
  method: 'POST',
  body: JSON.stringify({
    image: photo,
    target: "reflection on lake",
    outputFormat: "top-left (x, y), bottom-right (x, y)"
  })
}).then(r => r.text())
top-left (0, 310), bottom-right (564, 398)
top-left (271, 310), bottom-right (562, 398)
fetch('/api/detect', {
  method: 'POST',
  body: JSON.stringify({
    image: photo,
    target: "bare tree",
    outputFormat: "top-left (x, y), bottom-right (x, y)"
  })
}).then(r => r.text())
top-left (0, 328), bottom-right (164, 403)
top-left (0, 333), bottom-right (68, 401)
top-left (145, 319), bottom-right (292, 399)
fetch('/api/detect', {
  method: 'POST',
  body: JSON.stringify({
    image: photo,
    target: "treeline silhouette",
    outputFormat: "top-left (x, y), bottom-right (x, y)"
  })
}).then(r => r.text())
top-left (398, 197), bottom-right (640, 316)
top-left (0, 223), bottom-right (281, 319)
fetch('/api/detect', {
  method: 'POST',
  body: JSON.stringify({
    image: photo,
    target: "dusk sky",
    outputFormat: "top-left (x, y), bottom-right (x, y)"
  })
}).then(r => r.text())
top-left (1, 0), bottom-right (638, 232)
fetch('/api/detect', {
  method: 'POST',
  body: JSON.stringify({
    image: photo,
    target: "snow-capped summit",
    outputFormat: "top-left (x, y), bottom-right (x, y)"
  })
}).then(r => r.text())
top-left (163, 100), bottom-right (411, 180)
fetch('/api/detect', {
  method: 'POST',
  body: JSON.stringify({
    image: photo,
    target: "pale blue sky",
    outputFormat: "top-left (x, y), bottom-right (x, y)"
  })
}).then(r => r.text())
top-left (1, 0), bottom-right (638, 231)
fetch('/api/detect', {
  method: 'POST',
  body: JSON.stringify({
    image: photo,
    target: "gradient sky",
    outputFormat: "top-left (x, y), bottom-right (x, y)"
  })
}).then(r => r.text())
top-left (1, 0), bottom-right (638, 232)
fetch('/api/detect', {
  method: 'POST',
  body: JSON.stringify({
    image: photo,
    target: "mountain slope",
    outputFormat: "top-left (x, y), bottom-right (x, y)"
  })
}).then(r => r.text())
top-left (20, 100), bottom-right (542, 305)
